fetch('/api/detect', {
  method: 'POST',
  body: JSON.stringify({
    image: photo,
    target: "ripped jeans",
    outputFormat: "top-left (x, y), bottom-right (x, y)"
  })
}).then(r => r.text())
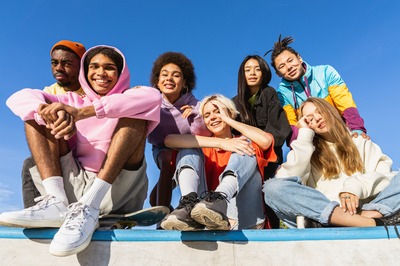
top-left (175, 148), bottom-right (265, 229)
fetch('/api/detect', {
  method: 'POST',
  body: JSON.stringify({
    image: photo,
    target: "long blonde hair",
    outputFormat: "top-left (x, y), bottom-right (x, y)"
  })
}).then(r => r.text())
top-left (299, 98), bottom-right (364, 178)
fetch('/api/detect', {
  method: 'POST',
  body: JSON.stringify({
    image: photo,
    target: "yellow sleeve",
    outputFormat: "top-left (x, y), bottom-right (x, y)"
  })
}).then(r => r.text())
top-left (328, 84), bottom-right (357, 115)
top-left (283, 104), bottom-right (298, 126)
top-left (42, 84), bottom-right (67, 95)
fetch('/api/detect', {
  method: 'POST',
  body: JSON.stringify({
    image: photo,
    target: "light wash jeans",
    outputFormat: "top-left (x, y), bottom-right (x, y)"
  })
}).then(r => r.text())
top-left (175, 148), bottom-right (265, 229)
top-left (263, 172), bottom-right (400, 228)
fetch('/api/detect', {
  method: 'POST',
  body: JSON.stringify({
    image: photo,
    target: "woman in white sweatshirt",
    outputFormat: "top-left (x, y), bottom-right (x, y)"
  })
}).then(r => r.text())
top-left (263, 97), bottom-right (400, 233)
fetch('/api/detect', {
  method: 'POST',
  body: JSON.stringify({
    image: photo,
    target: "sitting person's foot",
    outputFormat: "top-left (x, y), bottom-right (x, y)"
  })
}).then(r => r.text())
top-left (0, 194), bottom-right (67, 228)
top-left (304, 217), bottom-right (327, 228)
top-left (376, 210), bottom-right (400, 239)
top-left (161, 192), bottom-right (204, 231)
top-left (49, 202), bottom-right (99, 257)
top-left (191, 191), bottom-right (230, 230)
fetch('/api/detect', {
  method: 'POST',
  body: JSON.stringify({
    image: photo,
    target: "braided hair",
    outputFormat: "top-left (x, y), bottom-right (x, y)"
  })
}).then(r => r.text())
top-left (265, 35), bottom-right (299, 72)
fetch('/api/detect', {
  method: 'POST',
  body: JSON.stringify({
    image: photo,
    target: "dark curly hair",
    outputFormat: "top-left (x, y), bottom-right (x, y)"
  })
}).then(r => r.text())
top-left (265, 35), bottom-right (299, 72)
top-left (150, 52), bottom-right (196, 92)
top-left (52, 45), bottom-right (80, 60)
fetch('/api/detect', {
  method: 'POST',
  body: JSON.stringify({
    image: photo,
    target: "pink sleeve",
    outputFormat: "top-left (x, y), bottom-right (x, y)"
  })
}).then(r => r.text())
top-left (93, 86), bottom-right (162, 133)
top-left (6, 89), bottom-right (62, 124)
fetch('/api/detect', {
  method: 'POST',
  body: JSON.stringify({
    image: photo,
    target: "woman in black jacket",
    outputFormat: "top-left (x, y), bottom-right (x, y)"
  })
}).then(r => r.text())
top-left (233, 55), bottom-right (292, 228)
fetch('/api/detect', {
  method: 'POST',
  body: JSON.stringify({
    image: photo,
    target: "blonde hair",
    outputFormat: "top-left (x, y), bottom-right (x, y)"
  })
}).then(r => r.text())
top-left (299, 97), bottom-right (364, 178)
top-left (199, 94), bottom-right (239, 119)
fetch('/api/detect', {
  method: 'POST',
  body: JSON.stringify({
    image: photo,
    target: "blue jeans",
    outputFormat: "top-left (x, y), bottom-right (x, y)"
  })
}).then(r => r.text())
top-left (263, 172), bottom-right (400, 228)
top-left (175, 148), bottom-right (265, 229)
top-left (362, 171), bottom-right (400, 215)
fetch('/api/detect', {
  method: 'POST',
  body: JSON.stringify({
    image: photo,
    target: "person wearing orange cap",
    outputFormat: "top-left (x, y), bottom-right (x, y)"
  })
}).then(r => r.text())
top-left (22, 40), bottom-right (86, 208)
top-left (45, 40), bottom-right (86, 95)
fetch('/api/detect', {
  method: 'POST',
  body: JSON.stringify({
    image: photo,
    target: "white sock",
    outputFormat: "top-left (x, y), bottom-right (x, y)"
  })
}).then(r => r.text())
top-left (42, 176), bottom-right (68, 206)
top-left (79, 178), bottom-right (111, 209)
top-left (215, 174), bottom-right (238, 200)
top-left (178, 167), bottom-right (199, 196)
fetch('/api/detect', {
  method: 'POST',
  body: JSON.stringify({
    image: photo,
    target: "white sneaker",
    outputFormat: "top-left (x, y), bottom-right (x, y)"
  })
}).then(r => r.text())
top-left (0, 194), bottom-right (67, 228)
top-left (49, 202), bottom-right (100, 257)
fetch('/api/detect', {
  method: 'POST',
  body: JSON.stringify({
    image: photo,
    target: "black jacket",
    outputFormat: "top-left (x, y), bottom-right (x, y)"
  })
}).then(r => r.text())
top-left (233, 86), bottom-right (292, 174)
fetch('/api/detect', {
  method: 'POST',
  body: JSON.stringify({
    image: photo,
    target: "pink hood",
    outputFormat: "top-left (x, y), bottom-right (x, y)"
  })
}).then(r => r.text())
top-left (7, 45), bottom-right (161, 173)
top-left (79, 45), bottom-right (130, 101)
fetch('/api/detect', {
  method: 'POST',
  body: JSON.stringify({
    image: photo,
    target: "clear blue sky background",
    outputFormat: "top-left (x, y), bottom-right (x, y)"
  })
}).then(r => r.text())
top-left (0, 0), bottom-right (399, 213)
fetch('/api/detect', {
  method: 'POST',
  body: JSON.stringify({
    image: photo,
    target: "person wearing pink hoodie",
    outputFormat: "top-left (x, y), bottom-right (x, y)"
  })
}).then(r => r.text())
top-left (0, 46), bottom-right (161, 257)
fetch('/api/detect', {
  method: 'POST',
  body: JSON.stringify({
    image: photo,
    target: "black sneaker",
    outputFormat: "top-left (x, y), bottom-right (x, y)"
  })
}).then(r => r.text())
top-left (160, 192), bottom-right (204, 231)
top-left (304, 217), bottom-right (327, 228)
top-left (191, 192), bottom-right (230, 230)
top-left (378, 210), bottom-right (400, 239)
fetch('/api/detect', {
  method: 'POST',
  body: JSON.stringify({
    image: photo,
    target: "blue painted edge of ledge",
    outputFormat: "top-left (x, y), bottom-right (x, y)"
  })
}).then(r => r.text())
top-left (0, 226), bottom-right (398, 242)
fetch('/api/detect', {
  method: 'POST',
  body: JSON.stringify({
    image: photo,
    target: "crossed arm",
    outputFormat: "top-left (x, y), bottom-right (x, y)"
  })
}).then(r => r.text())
top-left (8, 86), bottom-right (162, 141)
top-left (165, 100), bottom-right (273, 155)
top-left (37, 102), bottom-right (95, 140)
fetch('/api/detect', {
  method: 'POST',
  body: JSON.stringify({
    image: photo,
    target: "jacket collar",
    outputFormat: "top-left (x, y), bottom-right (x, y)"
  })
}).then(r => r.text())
top-left (281, 61), bottom-right (312, 87)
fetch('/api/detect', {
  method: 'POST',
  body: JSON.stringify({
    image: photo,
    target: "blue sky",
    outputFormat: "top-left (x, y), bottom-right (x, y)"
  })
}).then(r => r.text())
top-left (0, 0), bottom-right (399, 213)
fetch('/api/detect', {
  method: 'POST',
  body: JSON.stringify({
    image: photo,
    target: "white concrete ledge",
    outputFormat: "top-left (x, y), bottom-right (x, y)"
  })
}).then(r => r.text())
top-left (1, 226), bottom-right (400, 265)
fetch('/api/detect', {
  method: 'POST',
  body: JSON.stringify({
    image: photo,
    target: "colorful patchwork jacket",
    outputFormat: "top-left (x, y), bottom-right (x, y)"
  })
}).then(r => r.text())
top-left (277, 62), bottom-right (366, 143)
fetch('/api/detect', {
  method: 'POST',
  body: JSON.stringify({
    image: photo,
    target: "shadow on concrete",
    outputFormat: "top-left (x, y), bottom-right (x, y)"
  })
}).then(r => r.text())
top-left (180, 230), bottom-right (249, 251)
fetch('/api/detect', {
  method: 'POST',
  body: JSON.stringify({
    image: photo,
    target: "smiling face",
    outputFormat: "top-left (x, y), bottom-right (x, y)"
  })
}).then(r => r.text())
top-left (244, 58), bottom-right (262, 93)
top-left (157, 63), bottom-right (185, 104)
top-left (202, 101), bottom-right (231, 138)
top-left (274, 50), bottom-right (305, 81)
top-left (51, 49), bottom-right (80, 89)
top-left (301, 102), bottom-right (329, 137)
top-left (87, 53), bottom-right (119, 96)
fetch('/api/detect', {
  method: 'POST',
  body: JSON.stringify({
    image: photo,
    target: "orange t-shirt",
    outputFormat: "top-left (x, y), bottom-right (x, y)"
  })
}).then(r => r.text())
top-left (201, 135), bottom-right (277, 191)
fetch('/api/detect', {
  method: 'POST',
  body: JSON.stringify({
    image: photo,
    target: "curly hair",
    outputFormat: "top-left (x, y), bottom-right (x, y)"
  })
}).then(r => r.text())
top-left (299, 97), bottom-right (364, 179)
top-left (150, 52), bottom-right (196, 92)
top-left (52, 45), bottom-right (81, 60)
top-left (265, 35), bottom-right (299, 72)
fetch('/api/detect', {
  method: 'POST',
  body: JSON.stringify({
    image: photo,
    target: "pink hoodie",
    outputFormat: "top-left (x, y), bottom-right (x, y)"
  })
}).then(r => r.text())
top-left (7, 45), bottom-right (161, 173)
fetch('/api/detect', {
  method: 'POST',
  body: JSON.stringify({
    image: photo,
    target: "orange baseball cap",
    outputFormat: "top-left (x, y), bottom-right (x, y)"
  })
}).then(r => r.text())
top-left (51, 40), bottom-right (86, 59)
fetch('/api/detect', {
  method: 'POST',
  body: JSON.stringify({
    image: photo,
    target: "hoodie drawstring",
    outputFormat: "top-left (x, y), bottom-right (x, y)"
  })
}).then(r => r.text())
top-left (290, 76), bottom-right (311, 110)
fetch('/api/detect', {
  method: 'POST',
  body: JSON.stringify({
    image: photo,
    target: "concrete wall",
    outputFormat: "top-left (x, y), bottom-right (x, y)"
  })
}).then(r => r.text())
top-left (1, 226), bottom-right (400, 265)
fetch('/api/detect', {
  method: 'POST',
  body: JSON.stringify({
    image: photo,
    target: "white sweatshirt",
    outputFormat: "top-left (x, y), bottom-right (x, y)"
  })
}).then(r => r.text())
top-left (276, 128), bottom-right (397, 203)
